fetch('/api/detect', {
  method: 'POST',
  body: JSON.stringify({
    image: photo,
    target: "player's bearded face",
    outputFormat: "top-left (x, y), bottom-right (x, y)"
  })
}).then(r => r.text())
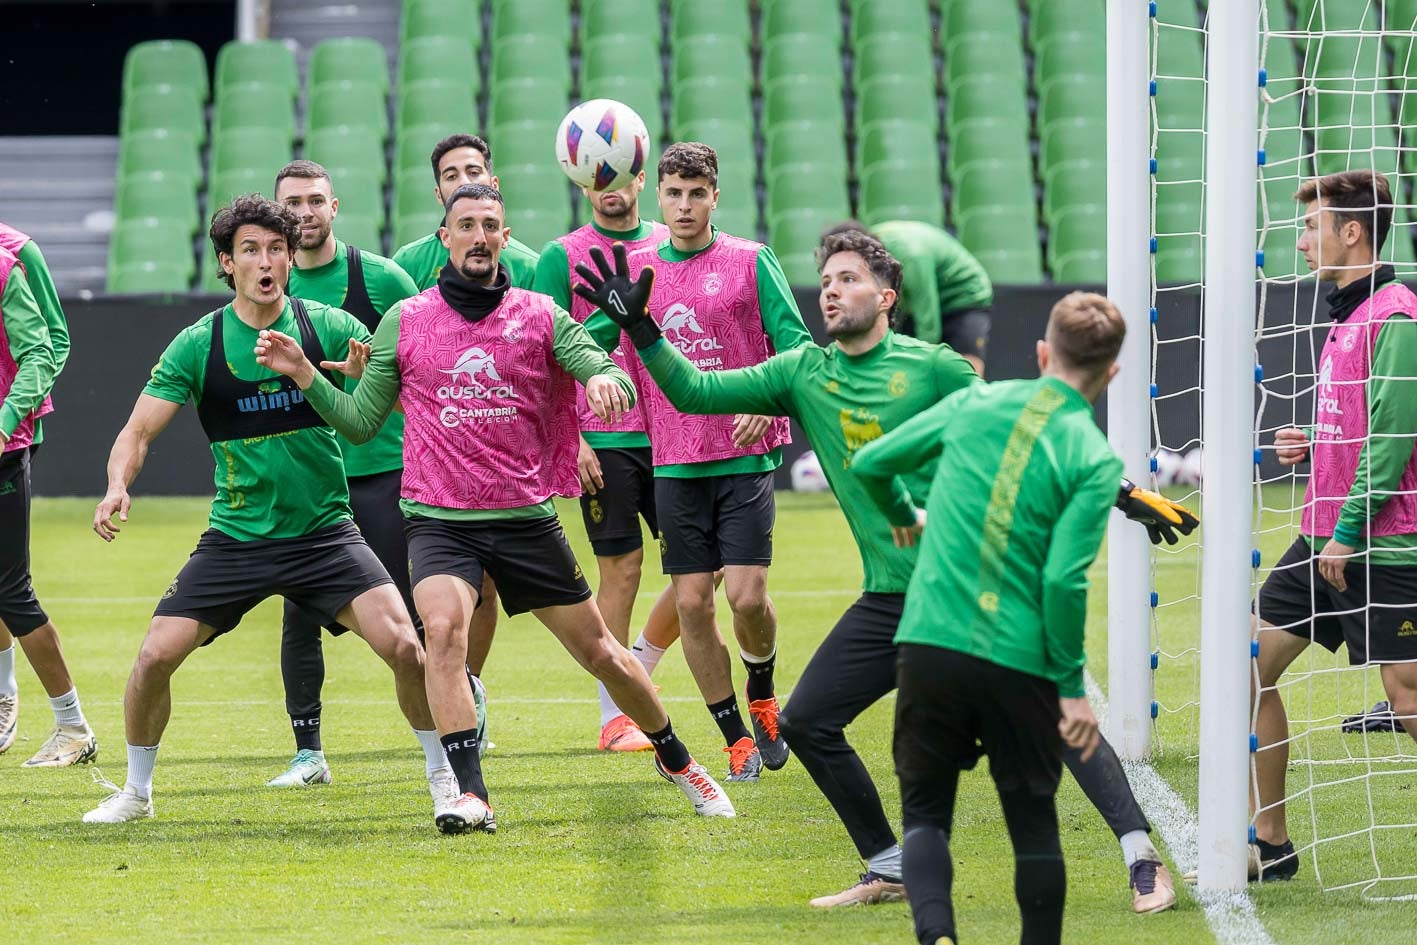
top-left (225, 224), bottom-right (290, 305)
top-left (442, 198), bottom-right (506, 284)
top-left (589, 174), bottom-right (643, 221)
top-left (277, 179), bottom-right (336, 251)
top-left (820, 252), bottom-right (886, 340)
top-left (436, 148), bottom-right (494, 203)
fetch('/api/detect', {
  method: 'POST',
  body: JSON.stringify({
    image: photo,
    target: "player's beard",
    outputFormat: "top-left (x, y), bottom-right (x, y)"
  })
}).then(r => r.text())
top-left (458, 251), bottom-right (496, 284)
top-left (597, 196), bottom-right (635, 222)
top-left (300, 220), bottom-right (331, 250)
top-left (825, 306), bottom-right (877, 341)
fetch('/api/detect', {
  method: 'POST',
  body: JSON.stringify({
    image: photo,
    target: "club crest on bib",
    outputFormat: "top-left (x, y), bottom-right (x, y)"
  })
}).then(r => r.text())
top-left (701, 272), bottom-right (723, 295)
top-left (502, 321), bottom-right (524, 344)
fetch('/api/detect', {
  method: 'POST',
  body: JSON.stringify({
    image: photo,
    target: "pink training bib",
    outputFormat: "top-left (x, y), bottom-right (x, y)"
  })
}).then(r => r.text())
top-left (0, 246), bottom-right (54, 453)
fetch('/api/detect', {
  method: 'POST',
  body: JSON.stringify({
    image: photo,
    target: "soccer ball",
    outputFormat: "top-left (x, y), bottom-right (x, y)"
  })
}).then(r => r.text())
top-left (791, 451), bottom-right (831, 493)
top-left (1152, 448), bottom-right (1184, 487)
top-left (554, 99), bottom-right (651, 192)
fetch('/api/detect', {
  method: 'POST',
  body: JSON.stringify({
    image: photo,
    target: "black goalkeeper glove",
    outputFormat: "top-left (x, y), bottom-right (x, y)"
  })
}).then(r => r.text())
top-left (572, 242), bottom-right (661, 349)
top-left (1116, 478), bottom-right (1200, 545)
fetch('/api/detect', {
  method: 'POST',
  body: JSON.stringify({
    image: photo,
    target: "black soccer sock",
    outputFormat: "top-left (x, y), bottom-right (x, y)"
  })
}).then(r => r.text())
top-left (742, 650), bottom-right (777, 702)
top-left (441, 729), bottom-right (488, 801)
top-left (290, 713), bottom-right (322, 752)
top-left (707, 695), bottom-right (752, 746)
top-left (902, 824), bottom-right (957, 945)
top-left (645, 719), bottom-right (693, 773)
top-left (999, 789), bottom-right (1066, 945)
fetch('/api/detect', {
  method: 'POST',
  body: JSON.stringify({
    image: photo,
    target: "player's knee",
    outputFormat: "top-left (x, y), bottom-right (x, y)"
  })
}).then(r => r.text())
top-left (133, 639), bottom-right (183, 680)
top-left (388, 630), bottom-right (425, 673)
top-left (777, 709), bottom-right (830, 749)
top-left (586, 638), bottom-right (632, 682)
top-left (420, 613), bottom-right (467, 657)
top-left (674, 582), bottom-right (716, 617)
top-left (601, 550), bottom-right (643, 587)
top-left (725, 585), bottom-right (770, 621)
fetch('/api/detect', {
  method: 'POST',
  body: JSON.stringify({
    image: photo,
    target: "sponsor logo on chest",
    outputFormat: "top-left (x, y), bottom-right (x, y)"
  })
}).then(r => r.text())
top-left (237, 379), bottom-right (306, 414)
top-left (660, 303), bottom-right (725, 367)
top-left (435, 345), bottom-right (521, 427)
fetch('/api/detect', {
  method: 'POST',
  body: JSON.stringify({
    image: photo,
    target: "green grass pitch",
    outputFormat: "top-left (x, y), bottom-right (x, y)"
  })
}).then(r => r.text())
top-left (4, 491), bottom-right (1416, 943)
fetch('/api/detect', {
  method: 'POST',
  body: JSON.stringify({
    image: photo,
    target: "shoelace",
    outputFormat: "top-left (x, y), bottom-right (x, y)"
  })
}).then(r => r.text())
top-left (723, 739), bottom-right (757, 774)
top-left (747, 698), bottom-right (782, 741)
top-left (678, 765), bottom-right (720, 798)
top-left (1131, 860), bottom-right (1158, 894)
top-left (91, 767), bottom-right (125, 803)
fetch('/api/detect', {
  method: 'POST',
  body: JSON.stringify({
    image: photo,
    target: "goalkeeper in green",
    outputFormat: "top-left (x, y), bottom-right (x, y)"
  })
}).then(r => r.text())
top-left (573, 230), bottom-right (1194, 913)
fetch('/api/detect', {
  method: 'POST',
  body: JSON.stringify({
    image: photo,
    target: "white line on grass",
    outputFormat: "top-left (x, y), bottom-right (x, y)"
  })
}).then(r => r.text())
top-left (1086, 672), bottom-right (1276, 945)
top-left (53, 588), bottom-right (862, 606)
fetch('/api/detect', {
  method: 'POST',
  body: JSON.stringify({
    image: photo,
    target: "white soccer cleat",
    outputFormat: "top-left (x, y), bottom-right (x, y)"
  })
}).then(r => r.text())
top-left (661, 759), bottom-right (735, 818)
top-left (435, 791), bottom-right (495, 834)
top-left (428, 766), bottom-right (459, 818)
top-left (22, 725), bottom-right (97, 767)
top-left (265, 749), bottom-right (331, 787)
top-left (0, 693), bottom-right (16, 754)
top-left (83, 786), bottom-right (154, 823)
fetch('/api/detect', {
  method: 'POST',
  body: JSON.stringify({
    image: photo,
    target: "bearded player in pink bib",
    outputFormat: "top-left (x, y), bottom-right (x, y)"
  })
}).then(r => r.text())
top-left (256, 183), bottom-right (734, 828)
top-left (1249, 169), bottom-right (1417, 882)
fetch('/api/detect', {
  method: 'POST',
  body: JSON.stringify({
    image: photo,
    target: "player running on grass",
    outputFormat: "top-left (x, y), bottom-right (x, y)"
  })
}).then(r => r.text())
top-left (532, 169), bottom-right (693, 753)
top-left (582, 142), bottom-right (812, 782)
top-left (0, 224), bottom-right (98, 768)
top-left (272, 159), bottom-right (489, 788)
top-left (256, 183), bottom-right (734, 827)
top-left (854, 292), bottom-right (1133, 945)
top-left (576, 230), bottom-right (1194, 912)
top-left (85, 195), bottom-right (452, 827)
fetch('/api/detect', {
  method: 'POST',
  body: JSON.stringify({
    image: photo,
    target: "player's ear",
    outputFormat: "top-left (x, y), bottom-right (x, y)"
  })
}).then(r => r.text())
top-left (437, 225), bottom-right (451, 249)
top-left (879, 288), bottom-right (897, 316)
top-left (1105, 361), bottom-right (1122, 385)
top-left (329, 197), bottom-right (338, 219)
top-left (1036, 339), bottom-right (1049, 373)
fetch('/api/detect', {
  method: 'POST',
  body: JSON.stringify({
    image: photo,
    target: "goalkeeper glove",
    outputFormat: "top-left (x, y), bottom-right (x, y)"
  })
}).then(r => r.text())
top-left (572, 242), bottom-right (661, 349)
top-left (1116, 478), bottom-right (1200, 545)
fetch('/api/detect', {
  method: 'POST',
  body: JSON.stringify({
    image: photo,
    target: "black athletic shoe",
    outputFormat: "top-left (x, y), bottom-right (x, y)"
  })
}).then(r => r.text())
top-left (1342, 701), bottom-right (1400, 733)
top-left (1254, 838), bottom-right (1299, 881)
top-left (747, 694), bottom-right (790, 770)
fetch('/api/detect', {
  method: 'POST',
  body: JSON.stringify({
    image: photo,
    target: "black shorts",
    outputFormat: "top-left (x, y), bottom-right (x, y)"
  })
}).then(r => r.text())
top-left (894, 644), bottom-right (1064, 798)
top-left (154, 520), bottom-right (393, 642)
top-left (939, 307), bottom-right (991, 362)
top-left (1258, 537), bottom-right (1417, 664)
top-left (405, 515), bottom-right (592, 617)
top-left (0, 447), bottom-right (48, 636)
top-left (580, 446), bottom-right (657, 558)
top-left (655, 471), bottom-right (775, 574)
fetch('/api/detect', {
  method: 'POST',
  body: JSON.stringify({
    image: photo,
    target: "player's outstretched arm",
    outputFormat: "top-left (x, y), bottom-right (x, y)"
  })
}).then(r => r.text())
top-left (549, 308), bottom-right (636, 422)
top-left (94, 394), bottom-right (182, 541)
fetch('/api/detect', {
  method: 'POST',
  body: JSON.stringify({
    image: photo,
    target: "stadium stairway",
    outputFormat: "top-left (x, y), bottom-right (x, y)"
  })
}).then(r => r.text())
top-left (269, 0), bottom-right (401, 77)
top-left (0, 135), bottom-right (117, 293)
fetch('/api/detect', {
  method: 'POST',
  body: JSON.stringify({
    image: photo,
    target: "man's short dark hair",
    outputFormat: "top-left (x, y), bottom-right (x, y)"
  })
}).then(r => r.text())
top-left (431, 134), bottom-right (493, 179)
top-left (273, 159), bottom-right (332, 195)
top-left (442, 183), bottom-right (504, 225)
top-left (208, 194), bottom-right (300, 290)
top-left (658, 142), bottom-right (718, 186)
top-left (1294, 169), bottom-right (1393, 253)
top-left (815, 223), bottom-right (903, 315)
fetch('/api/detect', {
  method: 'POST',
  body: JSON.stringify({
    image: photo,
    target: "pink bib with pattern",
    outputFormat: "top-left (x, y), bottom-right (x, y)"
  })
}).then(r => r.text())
top-left (0, 247), bottom-right (54, 453)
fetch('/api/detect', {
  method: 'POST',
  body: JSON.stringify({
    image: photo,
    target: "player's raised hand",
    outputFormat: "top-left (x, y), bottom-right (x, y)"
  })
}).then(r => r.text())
top-left (1274, 426), bottom-right (1310, 466)
top-left (93, 488), bottom-right (131, 542)
top-left (321, 338), bottom-right (370, 379)
top-left (584, 374), bottom-right (628, 423)
top-left (1116, 478), bottom-right (1199, 545)
top-left (731, 413), bottom-right (773, 448)
top-left (254, 328), bottom-right (315, 387)
top-left (1059, 696), bottom-right (1100, 762)
top-left (573, 243), bottom-right (661, 348)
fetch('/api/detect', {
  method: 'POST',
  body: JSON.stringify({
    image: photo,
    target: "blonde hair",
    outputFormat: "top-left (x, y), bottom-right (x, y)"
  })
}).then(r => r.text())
top-left (1046, 292), bottom-right (1126, 374)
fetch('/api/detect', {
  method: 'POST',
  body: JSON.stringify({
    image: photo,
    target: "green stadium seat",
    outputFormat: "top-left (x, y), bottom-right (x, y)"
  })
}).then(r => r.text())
top-left (497, 166), bottom-right (572, 220)
top-left (582, 75), bottom-right (665, 141)
top-left (215, 41), bottom-right (298, 99)
top-left (1155, 244), bottom-right (1203, 284)
top-left (1037, 74), bottom-right (1104, 132)
top-left (671, 78), bottom-right (753, 132)
top-left (947, 117), bottom-right (1031, 178)
top-left (673, 36), bottom-right (753, 87)
top-left (1033, 31), bottom-right (1106, 84)
top-left (108, 261), bottom-right (193, 294)
top-left (583, 36), bottom-right (664, 92)
top-left (1040, 119), bottom-right (1105, 171)
top-left (942, 0), bottom-right (1022, 41)
top-left (777, 252), bottom-right (820, 285)
top-left (210, 128), bottom-right (293, 179)
top-left (860, 163), bottom-right (945, 226)
top-left (492, 0), bottom-right (572, 45)
top-left (763, 76), bottom-right (846, 131)
top-left (1053, 249), bottom-right (1106, 283)
top-left (399, 80), bottom-right (478, 134)
top-left (850, 2), bottom-right (929, 44)
top-left (121, 85), bottom-right (206, 145)
top-left (332, 213), bottom-right (383, 253)
top-left (972, 248), bottom-right (1044, 285)
top-left (508, 209), bottom-right (571, 252)
top-left (308, 81), bottom-right (388, 141)
top-left (858, 120), bottom-right (939, 175)
top-left (305, 127), bottom-right (389, 185)
top-left (944, 32), bottom-right (1027, 89)
top-left (670, 0), bottom-right (751, 47)
top-left (118, 130), bottom-right (201, 189)
top-left (488, 79), bottom-right (567, 131)
top-left (309, 38), bottom-right (390, 95)
top-left (769, 209), bottom-right (837, 259)
top-left (327, 169), bottom-right (386, 225)
top-left (486, 121), bottom-right (560, 169)
top-left (583, 0), bottom-right (662, 48)
top-left (492, 35), bottom-right (572, 90)
top-left (1047, 206), bottom-right (1105, 268)
top-left (676, 119), bottom-right (754, 168)
top-left (762, 0), bottom-right (842, 50)
top-left (208, 168), bottom-right (275, 205)
top-left (1028, 0), bottom-right (1103, 47)
top-left (853, 33), bottom-right (934, 85)
top-left (394, 167), bottom-right (434, 221)
top-left (108, 218), bottom-right (195, 279)
top-left (957, 206), bottom-right (1042, 268)
top-left (1042, 159), bottom-right (1106, 226)
top-left (761, 34), bottom-right (843, 88)
top-left (399, 37), bottom-right (479, 93)
top-left (214, 83), bottom-right (297, 142)
top-left (402, 0), bottom-right (483, 49)
top-left (716, 163), bottom-right (757, 205)
top-left (766, 170), bottom-right (850, 222)
top-left (764, 122), bottom-right (849, 175)
top-left (857, 75), bottom-right (938, 133)
top-left (116, 174), bottom-right (199, 232)
top-left (950, 161), bottom-right (1035, 222)
top-left (123, 40), bottom-right (207, 103)
top-left (712, 202), bottom-right (760, 242)
top-left (947, 76), bottom-right (1030, 139)
top-left (395, 125), bottom-right (458, 175)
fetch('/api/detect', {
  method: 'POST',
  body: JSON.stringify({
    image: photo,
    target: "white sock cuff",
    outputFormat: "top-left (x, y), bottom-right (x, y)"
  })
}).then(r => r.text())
top-left (740, 647), bottom-right (776, 664)
top-left (631, 633), bottom-right (667, 654)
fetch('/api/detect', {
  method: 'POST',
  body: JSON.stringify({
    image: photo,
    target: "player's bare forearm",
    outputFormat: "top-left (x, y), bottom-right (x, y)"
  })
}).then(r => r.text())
top-left (96, 395), bottom-right (180, 540)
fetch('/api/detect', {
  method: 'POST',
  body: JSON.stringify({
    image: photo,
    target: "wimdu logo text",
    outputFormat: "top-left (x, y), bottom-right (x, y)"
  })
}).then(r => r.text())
top-left (238, 381), bottom-right (306, 413)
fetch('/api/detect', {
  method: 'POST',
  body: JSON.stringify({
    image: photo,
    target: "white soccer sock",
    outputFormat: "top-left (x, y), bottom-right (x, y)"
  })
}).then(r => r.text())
top-left (740, 646), bottom-right (776, 665)
top-left (597, 681), bottom-right (622, 728)
top-left (48, 687), bottom-right (86, 728)
top-left (0, 644), bottom-right (16, 697)
top-left (413, 728), bottom-right (448, 777)
top-left (631, 632), bottom-right (667, 678)
top-left (124, 743), bottom-right (159, 799)
top-left (1120, 829), bottom-right (1159, 867)
top-left (867, 843), bottom-right (904, 880)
